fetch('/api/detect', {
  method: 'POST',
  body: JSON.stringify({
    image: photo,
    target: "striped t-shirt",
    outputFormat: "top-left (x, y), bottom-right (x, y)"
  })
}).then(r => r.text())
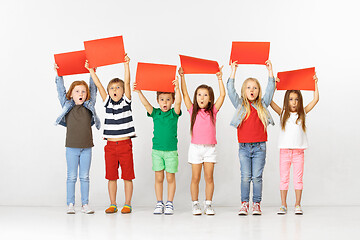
top-left (103, 95), bottom-right (135, 139)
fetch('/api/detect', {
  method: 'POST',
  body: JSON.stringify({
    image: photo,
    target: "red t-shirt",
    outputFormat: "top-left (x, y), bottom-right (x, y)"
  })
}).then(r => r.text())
top-left (237, 104), bottom-right (267, 143)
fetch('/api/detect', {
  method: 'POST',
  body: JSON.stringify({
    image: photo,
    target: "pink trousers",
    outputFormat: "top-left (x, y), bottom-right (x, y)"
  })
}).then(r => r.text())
top-left (279, 149), bottom-right (304, 190)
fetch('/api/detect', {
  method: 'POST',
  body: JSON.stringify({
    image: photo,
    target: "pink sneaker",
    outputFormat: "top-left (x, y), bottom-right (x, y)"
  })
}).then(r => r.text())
top-left (238, 202), bottom-right (249, 215)
top-left (252, 202), bottom-right (262, 215)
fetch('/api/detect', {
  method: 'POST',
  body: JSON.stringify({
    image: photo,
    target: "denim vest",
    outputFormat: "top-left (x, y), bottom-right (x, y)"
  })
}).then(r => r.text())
top-left (226, 77), bottom-right (275, 128)
top-left (55, 75), bottom-right (101, 130)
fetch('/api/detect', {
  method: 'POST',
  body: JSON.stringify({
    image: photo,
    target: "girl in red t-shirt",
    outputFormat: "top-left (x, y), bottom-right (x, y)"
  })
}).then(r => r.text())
top-left (227, 60), bottom-right (276, 216)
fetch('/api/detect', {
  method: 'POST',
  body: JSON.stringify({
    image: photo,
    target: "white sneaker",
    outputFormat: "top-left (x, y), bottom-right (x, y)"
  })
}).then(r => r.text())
top-left (67, 203), bottom-right (75, 214)
top-left (295, 205), bottom-right (303, 215)
top-left (204, 200), bottom-right (215, 215)
top-left (153, 202), bottom-right (164, 214)
top-left (164, 201), bottom-right (174, 215)
top-left (192, 201), bottom-right (202, 215)
top-left (81, 204), bottom-right (94, 214)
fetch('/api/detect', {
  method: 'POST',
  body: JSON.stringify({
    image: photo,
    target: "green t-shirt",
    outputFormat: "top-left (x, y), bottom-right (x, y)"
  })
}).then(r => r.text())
top-left (147, 108), bottom-right (181, 151)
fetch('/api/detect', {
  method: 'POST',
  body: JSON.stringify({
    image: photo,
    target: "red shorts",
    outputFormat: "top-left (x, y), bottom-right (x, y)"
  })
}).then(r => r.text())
top-left (104, 139), bottom-right (135, 181)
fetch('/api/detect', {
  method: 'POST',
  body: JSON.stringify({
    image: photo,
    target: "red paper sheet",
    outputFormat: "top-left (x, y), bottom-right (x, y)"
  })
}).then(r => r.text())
top-left (276, 67), bottom-right (316, 91)
top-left (135, 62), bottom-right (177, 92)
top-left (230, 42), bottom-right (270, 65)
top-left (54, 50), bottom-right (89, 76)
top-left (179, 55), bottom-right (219, 74)
top-left (84, 36), bottom-right (125, 68)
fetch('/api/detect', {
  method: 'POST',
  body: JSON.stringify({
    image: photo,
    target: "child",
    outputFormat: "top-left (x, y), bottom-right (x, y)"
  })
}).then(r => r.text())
top-left (227, 60), bottom-right (275, 216)
top-left (179, 66), bottom-right (225, 215)
top-left (270, 74), bottom-right (319, 215)
top-left (54, 63), bottom-right (100, 214)
top-left (86, 54), bottom-right (135, 214)
top-left (133, 77), bottom-right (182, 215)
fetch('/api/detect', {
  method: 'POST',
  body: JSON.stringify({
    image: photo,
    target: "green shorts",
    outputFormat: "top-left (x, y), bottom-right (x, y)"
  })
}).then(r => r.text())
top-left (152, 149), bottom-right (178, 173)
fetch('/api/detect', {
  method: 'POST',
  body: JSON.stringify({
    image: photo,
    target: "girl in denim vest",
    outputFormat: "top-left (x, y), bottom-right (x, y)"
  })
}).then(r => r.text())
top-left (270, 75), bottom-right (319, 215)
top-left (54, 63), bottom-right (100, 214)
top-left (227, 60), bottom-right (275, 215)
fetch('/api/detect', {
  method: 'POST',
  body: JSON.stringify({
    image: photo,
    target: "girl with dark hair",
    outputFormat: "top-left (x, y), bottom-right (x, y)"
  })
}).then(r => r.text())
top-left (179, 66), bottom-right (225, 215)
top-left (270, 74), bottom-right (319, 215)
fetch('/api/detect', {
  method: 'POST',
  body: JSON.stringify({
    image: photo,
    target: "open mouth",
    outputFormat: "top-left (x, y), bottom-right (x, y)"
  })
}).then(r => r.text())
top-left (250, 93), bottom-right (254, 97)
top-left (114, 93), bottom-right (117, 97)
top-left (79, 98), bottom-right (83, 101)
top-left (163, 106), bottom-right (167, 110)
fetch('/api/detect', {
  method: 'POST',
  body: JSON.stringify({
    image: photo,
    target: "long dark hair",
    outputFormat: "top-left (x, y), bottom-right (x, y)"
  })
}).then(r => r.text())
top-left (190, 84), bottom-right (215, 135)
top-left (281, 90), bottom-right (306, 132)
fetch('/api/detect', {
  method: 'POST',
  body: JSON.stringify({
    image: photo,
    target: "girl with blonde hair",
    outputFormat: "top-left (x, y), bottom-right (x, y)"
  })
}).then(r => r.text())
top-left (227, 60), bottom-right (275, 215)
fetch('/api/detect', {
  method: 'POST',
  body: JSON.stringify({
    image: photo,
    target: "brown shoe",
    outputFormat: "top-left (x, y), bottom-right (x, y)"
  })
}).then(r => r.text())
top-left (105, 205), bottom-right (118, 213)
top-left (121, 205), bottom-right (132, 214)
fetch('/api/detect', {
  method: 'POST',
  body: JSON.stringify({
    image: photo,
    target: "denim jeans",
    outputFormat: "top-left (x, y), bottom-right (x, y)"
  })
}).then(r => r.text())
top-left (66, 147), bottom-right (92, 205)
top-left (238, 142), bottom-right (266, 203)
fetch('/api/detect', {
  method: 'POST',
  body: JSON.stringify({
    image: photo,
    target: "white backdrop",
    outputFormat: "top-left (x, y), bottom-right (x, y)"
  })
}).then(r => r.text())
top-left (0, 0), bottom-right (359, 207)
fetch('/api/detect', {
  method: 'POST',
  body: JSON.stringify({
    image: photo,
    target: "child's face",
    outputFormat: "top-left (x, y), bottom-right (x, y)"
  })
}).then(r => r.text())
top-left (196, 88), bottom-right (210, 109)
top-left (71, 85), bottom-right (87, 105)
top-left (108, 82), bottom-right (124, 102)
top-left (157, 93), bottom-right (174, 112)
top-left (289, 92), bottom-right (299, 112)
top-left (245, 80), bottom-right (259, 102)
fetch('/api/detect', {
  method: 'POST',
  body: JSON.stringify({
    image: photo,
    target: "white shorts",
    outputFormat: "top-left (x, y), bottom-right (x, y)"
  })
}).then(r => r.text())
top-left (188, 143), bottom-right (217, 164)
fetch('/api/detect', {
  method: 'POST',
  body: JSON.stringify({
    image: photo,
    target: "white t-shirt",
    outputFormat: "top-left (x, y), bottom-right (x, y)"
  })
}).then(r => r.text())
top-left (278, 112), bottom-right (308, 149)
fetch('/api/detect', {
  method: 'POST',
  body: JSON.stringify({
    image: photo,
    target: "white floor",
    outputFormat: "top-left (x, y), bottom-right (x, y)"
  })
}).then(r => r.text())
top-left (0, 206), bottom-right (359, 240)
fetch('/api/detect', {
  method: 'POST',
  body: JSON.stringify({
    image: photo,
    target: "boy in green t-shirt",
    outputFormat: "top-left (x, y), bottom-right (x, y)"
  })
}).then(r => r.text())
top-left (134, 77), bottom-right (181, 215)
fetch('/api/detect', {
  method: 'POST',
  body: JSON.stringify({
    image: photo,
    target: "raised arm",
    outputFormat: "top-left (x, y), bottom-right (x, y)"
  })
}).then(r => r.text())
top-left (226, 61), bottom-right (242, 108)
top-left (270, 101), bottom-right (282, 116)
top-left (85, 60), bottom-right (107, 102)
top-left (54, 63), bottom-right (67, 107)
top-left (304, 74), bottom-right (319, 114)
top-left (124, 53), bottom-right (131, 100)
top-left (262, 60), bottom-right (276, 107)
top-left (214, 65), bottom-right (226, 111)
top-left (173, 76), bottom-right (182, 115)
top-left (133, 83), bottom-right (153, 115)
top-left (179, 67), bottom-right (192, 110)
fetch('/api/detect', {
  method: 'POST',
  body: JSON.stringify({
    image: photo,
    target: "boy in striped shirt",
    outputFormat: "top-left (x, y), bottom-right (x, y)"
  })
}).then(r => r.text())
top-left (86, 54), bottom-right (135, 214)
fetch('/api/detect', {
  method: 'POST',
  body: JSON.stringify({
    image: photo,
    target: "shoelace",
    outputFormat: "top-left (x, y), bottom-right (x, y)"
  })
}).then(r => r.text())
top-left (253, 203), bottom-right (261, 211)
top-left (240, 203), bottom-right (248, 211)
top-left (193, 203), bottom-right (201, 210)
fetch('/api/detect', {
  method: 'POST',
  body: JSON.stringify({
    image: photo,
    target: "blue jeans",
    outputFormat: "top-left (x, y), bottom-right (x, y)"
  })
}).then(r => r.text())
top-left (66, 147), bottom-right (92, 205)
top-left (238, 142), bottom-right (266, 203)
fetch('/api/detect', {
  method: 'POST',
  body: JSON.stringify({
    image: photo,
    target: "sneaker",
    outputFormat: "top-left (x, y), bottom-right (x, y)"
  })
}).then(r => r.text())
top-left (164, 201), bottom-right (174, 215)
top-left (81, 204), bottom-right (94, 214)
top-left (238, 202), bottom-right (249, 215)
top-left (67, 203), bottom-right (75, 214)
top-left (121, 204), bottom-right (132, 214)
top-left (204, 200), bottom-right (215, 215)
top-left (277, 206), bottom-right (287, 215)
top-left (252, 202), bottom-right (262, 215)
top-left (192, 201), bottom-right (202, 215)
top-left (153, 201), bottom-right (164, 215)
top-left (295, 205), bottom-right (303, 215)
top-left (105, 204), bottom-right (118, 214)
